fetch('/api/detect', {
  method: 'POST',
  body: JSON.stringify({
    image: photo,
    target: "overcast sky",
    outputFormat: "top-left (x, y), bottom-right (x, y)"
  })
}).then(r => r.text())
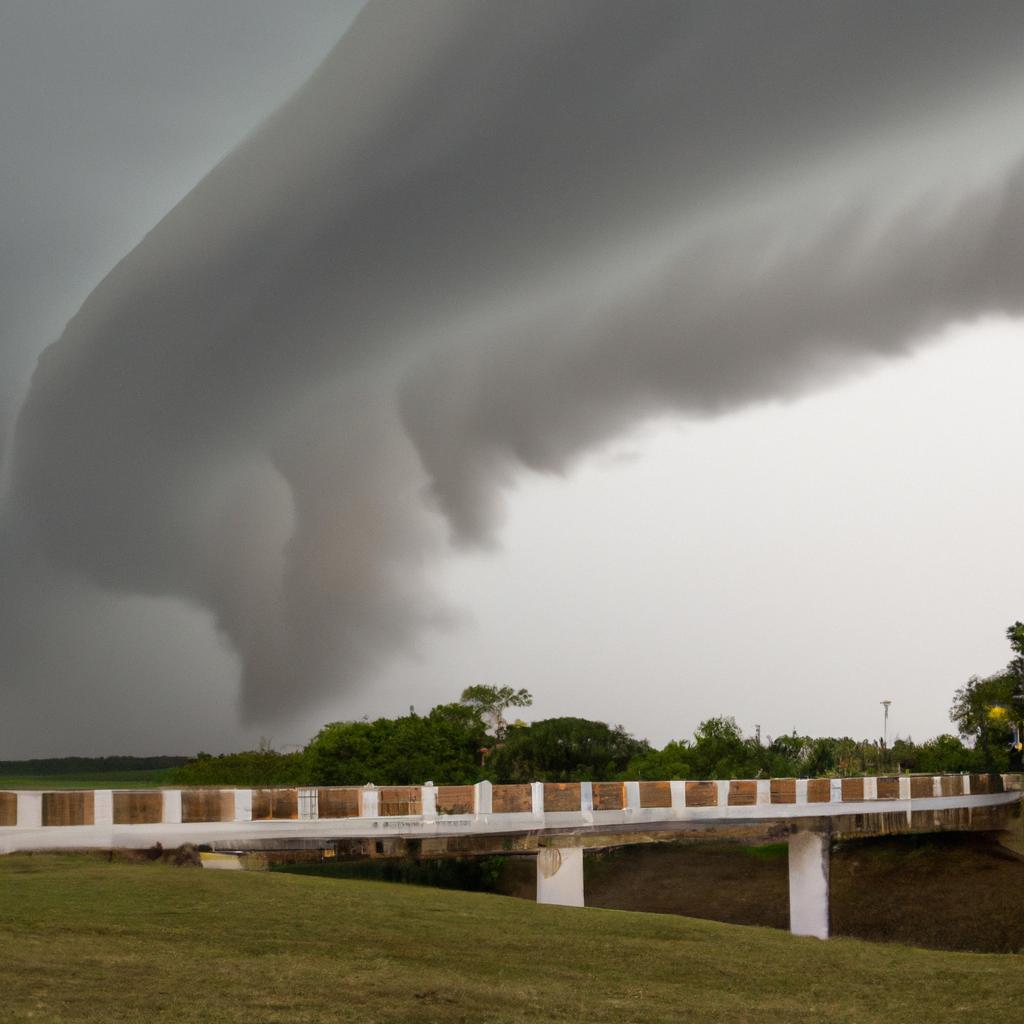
top-left (1, 1), bottom-right (1021, 758)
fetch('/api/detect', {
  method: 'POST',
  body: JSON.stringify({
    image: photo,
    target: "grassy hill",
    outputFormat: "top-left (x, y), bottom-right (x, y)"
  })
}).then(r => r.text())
top-left (2, 853), bottom-right (1022, 1023)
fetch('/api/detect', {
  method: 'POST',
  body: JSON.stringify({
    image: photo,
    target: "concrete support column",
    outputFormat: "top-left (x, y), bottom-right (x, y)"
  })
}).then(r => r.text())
top-left (536, 846), bottom-right (585, 908)
top-left (17, 792), bottom-right (42, 828)
top-left (162, 790), bottom-right (182, 824)
top-left (788, 832), bottom-right (830, 939)
top-left (474, 780), bottom-right (492, 816)
top-left (93, 790), bottom-right (113, 826)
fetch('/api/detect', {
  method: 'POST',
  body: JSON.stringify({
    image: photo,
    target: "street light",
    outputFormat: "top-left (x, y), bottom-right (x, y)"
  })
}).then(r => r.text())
top-left (880, 700), bottom-right (892, 749)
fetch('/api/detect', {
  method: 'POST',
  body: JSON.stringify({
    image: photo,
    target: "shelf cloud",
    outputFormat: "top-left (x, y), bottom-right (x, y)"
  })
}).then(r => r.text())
top-left (3, 2), bottom-right (1024, 737)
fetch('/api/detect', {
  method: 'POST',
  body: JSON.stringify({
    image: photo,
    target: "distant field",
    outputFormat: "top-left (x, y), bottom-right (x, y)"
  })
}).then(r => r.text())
top-left (2, 853), bottom-right (1023, 1023)
top-left (0, 769), bottom-right (174, 790)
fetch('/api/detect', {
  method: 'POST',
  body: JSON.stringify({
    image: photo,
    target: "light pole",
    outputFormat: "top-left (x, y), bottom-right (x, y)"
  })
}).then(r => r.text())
top-left (880, 700), bottom-right (892, 749)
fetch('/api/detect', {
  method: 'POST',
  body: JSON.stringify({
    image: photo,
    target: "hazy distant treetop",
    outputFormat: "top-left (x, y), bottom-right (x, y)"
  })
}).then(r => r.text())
top-left (459, 685), bottom-right (533, 739)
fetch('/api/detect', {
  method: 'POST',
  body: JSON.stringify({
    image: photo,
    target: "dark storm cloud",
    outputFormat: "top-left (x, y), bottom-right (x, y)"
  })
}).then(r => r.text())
top-left (4, 2), bottom-right (1024, 735)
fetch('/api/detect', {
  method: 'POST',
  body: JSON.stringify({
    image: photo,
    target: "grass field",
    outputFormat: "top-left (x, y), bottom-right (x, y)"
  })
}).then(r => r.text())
top-left (2, 854), bottom-right (1023, 1023)
top-left (0, 770), bottom-right (173, 790)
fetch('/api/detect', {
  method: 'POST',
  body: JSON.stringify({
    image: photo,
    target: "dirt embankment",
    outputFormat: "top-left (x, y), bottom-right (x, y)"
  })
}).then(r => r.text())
top-left (495, 831), bottom-right (1024, 953)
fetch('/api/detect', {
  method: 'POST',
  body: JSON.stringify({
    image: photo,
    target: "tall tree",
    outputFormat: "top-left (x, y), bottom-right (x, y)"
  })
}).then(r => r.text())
top-left (459, 685), bottom-right (532, 739)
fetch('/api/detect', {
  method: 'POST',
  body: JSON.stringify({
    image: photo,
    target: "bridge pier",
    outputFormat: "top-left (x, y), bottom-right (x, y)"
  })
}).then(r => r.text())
top-left (788, 831), bottom-right (829, 939)
top-left (536, 847), bottom-right (584, 908)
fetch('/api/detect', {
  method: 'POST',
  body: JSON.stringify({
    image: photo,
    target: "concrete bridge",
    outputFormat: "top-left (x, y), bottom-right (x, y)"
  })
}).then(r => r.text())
top-left (2, 773), bottom-right (1019, 940)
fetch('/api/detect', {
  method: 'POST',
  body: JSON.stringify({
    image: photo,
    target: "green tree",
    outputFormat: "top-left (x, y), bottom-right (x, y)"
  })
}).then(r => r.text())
top-left (686, 716), bottom-right (762, 779)
top-left (486, 717), bottom-right (649, 783)
top-left (169, 746), bottom-right (305, 787)
top-left (950, 673), bottom-right (1014, 772)
top-left (305, 702), bottom-right (488, 786)
top-left (623, 740), bottom-right (692, 780)
top-left (459, 685), bottom-right (532, 739)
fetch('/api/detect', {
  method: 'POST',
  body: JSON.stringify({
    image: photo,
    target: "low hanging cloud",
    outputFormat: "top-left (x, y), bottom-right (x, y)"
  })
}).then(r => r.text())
top-left (4, 2), bottom-right (1024, 734)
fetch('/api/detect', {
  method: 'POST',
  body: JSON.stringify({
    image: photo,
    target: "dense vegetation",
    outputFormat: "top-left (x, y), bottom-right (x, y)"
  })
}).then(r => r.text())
top-left (60, 619), bottom-right (1008, 789)
top-left (0, 755), bottom-right (188, 776)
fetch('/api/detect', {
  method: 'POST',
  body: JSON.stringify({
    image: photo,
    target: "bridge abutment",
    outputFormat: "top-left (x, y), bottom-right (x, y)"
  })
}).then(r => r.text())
top-left (536, 847), bottom-right (585, 908)
top-left (788, 831), bottom-right (830, 939)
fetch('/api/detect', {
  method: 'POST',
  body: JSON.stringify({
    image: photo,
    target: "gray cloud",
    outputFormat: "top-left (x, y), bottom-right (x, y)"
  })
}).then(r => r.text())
top-left (3, 2), bottom-right (1024, 746)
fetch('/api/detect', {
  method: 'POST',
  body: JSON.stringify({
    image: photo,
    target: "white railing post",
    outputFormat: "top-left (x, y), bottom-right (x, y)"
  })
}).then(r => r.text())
top-left (579, 781), bottom-right (594, 821)
top-left (421, 784), bottom-right (437, 821)
top-left (234, 789), bottom-right (253, 822)
top-left (17, 792), bottom-right (42, 829)
top-left (624, 781), bottom-right (641, 814)
top-left (669, 780), bottom-right (686, 811)
top-left (531, 781), bottom-right (545, 820)
top-left (864, 777), bottom-right (878, 801)
top-left (162, 790), bottom-right (182, 824)
top-left (474, 780), bottom-right (492, 816)
top-left (360, 786), bottom-right (379, 817)
top-left (795, 779), bottom-right (809, 805)
top-left (94, 790), bottom-right (113, 826)
top-left (756, 780), bottom-right (771, 807)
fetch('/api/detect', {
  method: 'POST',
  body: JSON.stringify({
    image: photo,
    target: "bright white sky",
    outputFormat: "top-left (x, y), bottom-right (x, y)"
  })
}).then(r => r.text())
top-left (359, 320), bottom-right (1024, 748)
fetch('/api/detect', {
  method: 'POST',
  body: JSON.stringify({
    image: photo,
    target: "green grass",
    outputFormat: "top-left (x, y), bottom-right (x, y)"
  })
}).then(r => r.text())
top-left (0, 770), bottom-right (173, 790)
top-left (2, 854), bottom-right (1023, 1023)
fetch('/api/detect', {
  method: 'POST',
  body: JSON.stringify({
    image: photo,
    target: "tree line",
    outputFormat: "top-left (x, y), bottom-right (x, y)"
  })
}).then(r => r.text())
top-left (169, 622), bottom-right (1024, 788)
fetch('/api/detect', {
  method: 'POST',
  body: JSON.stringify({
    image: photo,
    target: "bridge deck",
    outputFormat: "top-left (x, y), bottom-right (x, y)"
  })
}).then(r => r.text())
top-left (1, 775), bottom-right (1018, 856)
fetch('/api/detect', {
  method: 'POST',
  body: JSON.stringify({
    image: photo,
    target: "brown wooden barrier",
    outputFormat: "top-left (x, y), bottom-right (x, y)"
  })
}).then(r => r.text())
top-left (182, 790), bottom-right (234, 823)
top-left (592, 782), bottom-right (625, 811)
top-left (113, 791), bottom-right (163, 824)
top-left (251, 789), bottom-right (298, 820)
top-left (436, 786), bottom-right (474, 815)
top-left (770, 779), bottom-right (796, 804)
top-left (910, 776), bottom-right (934, 798)
top-left (684, 781), bottom-right (717, 807)
top-left (543, 783), bottom-right (581, 812)
top-left (379, 787), bottom-right (422, 816)
top-left (940, 775), bottom-right (964, 797)
top-left (492, 784), bottom-right (532, 813)
top-left (970, 773), bottom-right (1002, 794)
top-left (317, 788), bottom-right (360, 818)
top-left (42, 791), bottom-right (94, 826)
top-left (639, 781), bottom-right (672, 808)
top-left (728, 780), bottom-right (757, 806)
top-left (876, 777), bottom-right (900, 800)
top-left (841, 778), bottom-right (864, 801)
top-left (0, 792), bottom-right (16, 826)
top-left (806, 779), bottom-right (831, 802)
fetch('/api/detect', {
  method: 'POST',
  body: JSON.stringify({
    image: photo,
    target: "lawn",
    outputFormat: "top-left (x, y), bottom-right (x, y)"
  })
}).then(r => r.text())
top-left (0, 770), bottom-right (173, 790)
top-left (1, 854), bottom-right (1022, 1023)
